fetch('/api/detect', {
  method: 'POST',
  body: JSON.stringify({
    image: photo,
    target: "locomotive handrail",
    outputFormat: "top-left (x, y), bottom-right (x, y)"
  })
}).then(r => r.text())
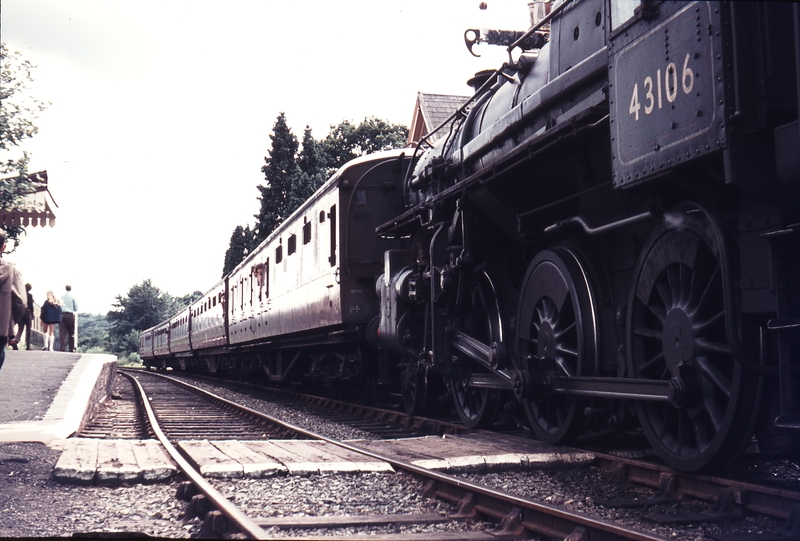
top-left (544, 211), bottom-right (655, 236)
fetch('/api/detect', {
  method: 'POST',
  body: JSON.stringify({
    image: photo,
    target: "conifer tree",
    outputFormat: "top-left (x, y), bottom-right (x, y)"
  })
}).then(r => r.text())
top-left (254, 113), bottom-right (299, 244)
top-left (221, 225), bottom-right (253, 277)
top-left (287, 126), bottom-right (326, 215)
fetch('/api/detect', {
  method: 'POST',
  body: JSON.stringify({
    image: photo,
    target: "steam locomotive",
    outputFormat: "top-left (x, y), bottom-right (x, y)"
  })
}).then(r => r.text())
top-left (141, 0), bottom-right (800, 472)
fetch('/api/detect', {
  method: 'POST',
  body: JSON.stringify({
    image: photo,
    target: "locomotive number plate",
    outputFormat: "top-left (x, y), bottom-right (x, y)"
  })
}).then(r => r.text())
top-left (610, 2), bottom-right (724, 187)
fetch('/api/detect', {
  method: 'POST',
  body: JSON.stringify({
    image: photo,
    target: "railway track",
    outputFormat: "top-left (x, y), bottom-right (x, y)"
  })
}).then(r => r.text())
top-left (83, 370), bottom-right (472, 441)
top-left (77, 369), bottom-right (800, 539)
top-left (97, 370), bottom-right (704, 539)
top-left (134, 371), bottom-right (800, 522)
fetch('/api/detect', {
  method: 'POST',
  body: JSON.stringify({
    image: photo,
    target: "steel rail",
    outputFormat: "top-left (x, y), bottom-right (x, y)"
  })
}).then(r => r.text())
top-left (120, 371), bottom-right (270, 540)
top-left (134, 370), bottom-right (667, 541)
top-left (591, 452), bottom-right (800, 521)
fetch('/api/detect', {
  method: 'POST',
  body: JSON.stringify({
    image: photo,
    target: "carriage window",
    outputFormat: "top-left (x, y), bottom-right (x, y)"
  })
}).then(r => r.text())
top-left (610, 0), bottom-right (639, 30)
top-left (288, 234), bottom-right (297, 255)
top-left (276, 245), bottom-right (283, 263)
top-left (319, 210), bottom-right (326, 223)
top-left (329, 204), bottom-right (337, 266)
top-left (303, 220), bottom-right (311, 245)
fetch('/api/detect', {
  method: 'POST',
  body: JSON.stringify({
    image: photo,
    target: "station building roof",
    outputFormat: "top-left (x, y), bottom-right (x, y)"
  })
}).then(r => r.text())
top-left (407, 92), bottom-right (470, 146)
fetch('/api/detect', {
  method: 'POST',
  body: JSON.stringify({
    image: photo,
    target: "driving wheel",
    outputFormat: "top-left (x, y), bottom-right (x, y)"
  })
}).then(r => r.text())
top-left (627, 208), bottom-right (760, 471)
top-left (516, 247), bottom-right (598, 443)
top-left (447, 270), bottom-right (503, 428)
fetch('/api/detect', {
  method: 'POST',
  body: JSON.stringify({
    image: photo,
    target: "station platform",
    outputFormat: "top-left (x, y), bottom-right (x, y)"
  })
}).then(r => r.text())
top-left (0, 350), bottom-right (117, 444)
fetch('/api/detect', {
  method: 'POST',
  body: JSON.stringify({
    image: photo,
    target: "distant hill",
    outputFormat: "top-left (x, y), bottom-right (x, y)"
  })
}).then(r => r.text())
top-left (76, 313), bottom-right (111, 352)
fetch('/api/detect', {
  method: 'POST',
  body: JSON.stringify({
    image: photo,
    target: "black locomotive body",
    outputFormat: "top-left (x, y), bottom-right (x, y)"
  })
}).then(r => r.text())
top-left (141, 1), bottom-right (799, 472)
top-left (377, 0), bottom-right (800, 471)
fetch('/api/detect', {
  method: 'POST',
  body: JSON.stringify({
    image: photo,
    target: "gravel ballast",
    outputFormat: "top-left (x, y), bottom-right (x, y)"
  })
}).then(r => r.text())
top-left (3, 372), bottom-right (797, 539)
top-left (0, 442), bottom-right (197, 538)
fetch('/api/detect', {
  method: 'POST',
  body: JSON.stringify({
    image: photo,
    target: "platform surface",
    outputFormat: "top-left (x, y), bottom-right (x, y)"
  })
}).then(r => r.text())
top-left (0, 351), bottom-right (116, 444)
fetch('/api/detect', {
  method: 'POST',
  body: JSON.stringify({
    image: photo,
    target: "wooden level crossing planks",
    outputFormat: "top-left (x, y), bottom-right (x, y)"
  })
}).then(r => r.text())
top-left (178, 434), bottom-right (594, 479)
top-left (177, 439), bottom-right (394, 477)
top-left (54, 438), bottom-right (177, 485)
top-left (353, 434), bottom-right (595, 473)
top-left (96, 439), bottom-right (141, 484)
top-left (53, 433), bottom-right (595, 485)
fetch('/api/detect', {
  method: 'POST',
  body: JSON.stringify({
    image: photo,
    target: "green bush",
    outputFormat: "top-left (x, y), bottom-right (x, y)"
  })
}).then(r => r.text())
top-left (116, 352), bottom-right (142, 367)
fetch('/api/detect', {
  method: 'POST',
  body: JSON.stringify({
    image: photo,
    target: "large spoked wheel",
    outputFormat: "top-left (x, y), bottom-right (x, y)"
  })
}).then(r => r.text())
top-left (627, 209), bottom-right (759, 472)
top-left (447, 271), bottom-right (502, 428)
top-left (517, 248), bottom-right (597, 444)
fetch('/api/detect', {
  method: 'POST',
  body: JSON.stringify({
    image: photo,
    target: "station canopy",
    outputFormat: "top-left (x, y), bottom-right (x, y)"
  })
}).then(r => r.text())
top-left (0, 171), bottom-right (57, 228)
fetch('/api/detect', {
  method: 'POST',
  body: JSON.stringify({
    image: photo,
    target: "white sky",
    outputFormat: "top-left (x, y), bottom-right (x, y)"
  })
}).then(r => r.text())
top-left (3, 0), bottom-right (531, 314)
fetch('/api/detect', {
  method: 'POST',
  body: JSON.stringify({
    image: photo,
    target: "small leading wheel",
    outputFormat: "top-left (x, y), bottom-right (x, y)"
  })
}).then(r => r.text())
top-left (448, 377), bottom-right (500, 429)
top-left (516, 248), bottom-right (597, 444)
top-left (447, 270), bottom-right (503, 428)
top-left (627, 209), bottom-right (760, 472)
top-left (400, 357), bottom-right (431, 416)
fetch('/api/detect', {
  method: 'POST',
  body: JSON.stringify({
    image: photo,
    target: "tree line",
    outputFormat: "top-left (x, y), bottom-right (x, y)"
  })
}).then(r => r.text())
top-left (75, 280), bottom-right (202, 357)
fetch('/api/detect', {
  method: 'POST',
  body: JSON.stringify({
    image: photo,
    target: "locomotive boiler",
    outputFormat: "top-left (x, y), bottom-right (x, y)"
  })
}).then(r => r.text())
top-left (376, 0), bottom-right (800, 471)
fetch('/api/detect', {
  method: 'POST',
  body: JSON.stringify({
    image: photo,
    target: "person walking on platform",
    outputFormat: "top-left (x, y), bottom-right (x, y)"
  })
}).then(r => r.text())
top-left (0, 231), bottom-right (25, 371)
top-left (41, 291), bottom-right (62, 351)
top-left (60, 285), bottom-right (77, 353)
top-left (12, 284), bottom-right (34, 350)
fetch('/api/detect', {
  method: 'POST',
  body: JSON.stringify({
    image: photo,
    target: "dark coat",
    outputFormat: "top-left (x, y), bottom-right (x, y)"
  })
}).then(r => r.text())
top-left (41, 301), bottom-right (62, 324)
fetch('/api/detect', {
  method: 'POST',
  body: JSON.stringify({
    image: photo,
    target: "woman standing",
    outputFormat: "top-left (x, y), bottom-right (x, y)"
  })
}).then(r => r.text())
top-left (40, 291), bottom-right (62, 351)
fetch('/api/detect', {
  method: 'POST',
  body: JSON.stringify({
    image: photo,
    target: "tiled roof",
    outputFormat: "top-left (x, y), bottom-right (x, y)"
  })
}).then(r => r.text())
top-left (419, 93), bottom-right (470, 131)
top-left (408, 92), bottom-right (471, 145)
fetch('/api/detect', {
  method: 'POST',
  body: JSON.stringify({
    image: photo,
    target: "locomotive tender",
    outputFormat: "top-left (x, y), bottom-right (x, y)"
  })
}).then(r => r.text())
top-left (141, 0), bottom-right (800, 472)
